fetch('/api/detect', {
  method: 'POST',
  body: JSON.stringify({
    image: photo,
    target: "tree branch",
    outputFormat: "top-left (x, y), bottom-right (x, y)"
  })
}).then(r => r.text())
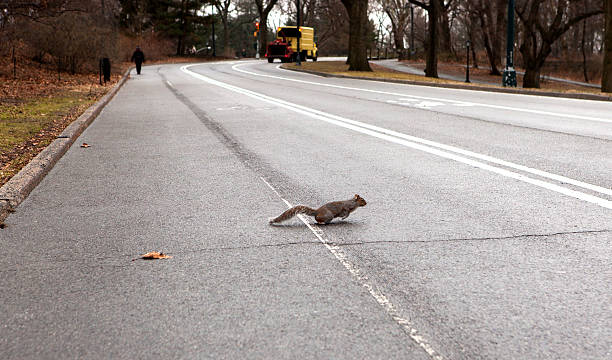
top-left (408, 0), bottom-right (429, 11)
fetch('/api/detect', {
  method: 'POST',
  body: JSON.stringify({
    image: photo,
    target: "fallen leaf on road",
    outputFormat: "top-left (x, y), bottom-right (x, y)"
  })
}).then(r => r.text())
top-left (139, 251), bottom-right (172, 260)
top-left (80, 143), bottom-right (90, 148)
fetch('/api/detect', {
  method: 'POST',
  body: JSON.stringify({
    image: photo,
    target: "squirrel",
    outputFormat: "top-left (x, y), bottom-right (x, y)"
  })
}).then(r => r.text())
top-left (269, 194), bottom-right (367, 225)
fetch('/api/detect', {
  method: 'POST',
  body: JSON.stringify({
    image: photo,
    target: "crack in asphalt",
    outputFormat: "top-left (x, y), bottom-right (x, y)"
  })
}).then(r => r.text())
top-left (331, 229), bottom-right (612, 246)
top-left (134, 228), bottom-right (612, 258)
top-left (2, 227), bottom-right (607, 273)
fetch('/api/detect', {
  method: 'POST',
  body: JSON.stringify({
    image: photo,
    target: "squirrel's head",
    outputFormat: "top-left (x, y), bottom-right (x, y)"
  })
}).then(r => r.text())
top-left (353, 194), bottom-right (367, 206)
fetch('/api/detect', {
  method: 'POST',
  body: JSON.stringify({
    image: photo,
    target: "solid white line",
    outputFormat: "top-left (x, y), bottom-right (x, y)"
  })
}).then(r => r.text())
top-left (266, 65), bottom-right (612, 197)
top-left (181, 64), bottom-right (612, 210)
top-left (232, 63), bottom-right (612, 124)
top-left (260, 176), bottom-right (444, 360)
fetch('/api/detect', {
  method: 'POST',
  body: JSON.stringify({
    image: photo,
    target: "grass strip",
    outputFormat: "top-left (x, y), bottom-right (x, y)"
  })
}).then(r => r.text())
top-left (0, 91), bottom-right (96, 186)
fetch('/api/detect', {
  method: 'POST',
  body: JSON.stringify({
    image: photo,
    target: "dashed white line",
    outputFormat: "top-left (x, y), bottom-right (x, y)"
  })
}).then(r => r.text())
top-left (260, 176), bottom-right (444, 360)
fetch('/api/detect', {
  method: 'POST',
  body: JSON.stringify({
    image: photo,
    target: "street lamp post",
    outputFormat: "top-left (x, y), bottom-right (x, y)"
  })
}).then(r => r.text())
top-left (502, 0), bottom-right (517, 87)
top-left (465, 40), bottom-right (471, 83)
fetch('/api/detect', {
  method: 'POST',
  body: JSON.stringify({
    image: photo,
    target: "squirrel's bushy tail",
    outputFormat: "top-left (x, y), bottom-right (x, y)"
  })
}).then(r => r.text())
top-left (269, 205), bottom-right (317, 223)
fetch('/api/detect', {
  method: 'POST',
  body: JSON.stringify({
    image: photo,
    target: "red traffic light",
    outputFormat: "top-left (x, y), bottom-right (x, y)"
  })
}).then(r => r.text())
top-left (255, 22), bottom-right (260, 30)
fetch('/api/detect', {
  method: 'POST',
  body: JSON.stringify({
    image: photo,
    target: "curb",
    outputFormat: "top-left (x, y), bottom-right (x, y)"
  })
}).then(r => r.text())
top-left (0, 67), bottom-right (133, 224)
top-left (282, 66), bottom-right (612, 102)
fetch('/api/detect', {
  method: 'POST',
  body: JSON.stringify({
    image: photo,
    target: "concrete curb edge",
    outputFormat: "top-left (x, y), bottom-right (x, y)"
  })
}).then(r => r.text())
top-left (281, 66), bottom-right (612, 102)
top-left (0, 67), bottom-right (133, 224)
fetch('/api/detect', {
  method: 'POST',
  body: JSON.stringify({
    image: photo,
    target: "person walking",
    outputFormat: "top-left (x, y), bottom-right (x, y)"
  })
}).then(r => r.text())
top-left (131, 46), bottom-right (145, 75)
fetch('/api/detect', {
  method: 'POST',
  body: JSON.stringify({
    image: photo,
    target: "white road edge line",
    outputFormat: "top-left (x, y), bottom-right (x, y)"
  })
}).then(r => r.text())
top-left (260, 176), bottom-right (444, 360)
top-left (232, 62), bottom-right (612, 124)
top-left (181, 64), bottom-right (612, 210)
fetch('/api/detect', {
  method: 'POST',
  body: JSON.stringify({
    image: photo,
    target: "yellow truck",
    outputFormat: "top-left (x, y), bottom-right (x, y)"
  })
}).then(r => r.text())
top-left (266, 26), bottom-right (318, 63)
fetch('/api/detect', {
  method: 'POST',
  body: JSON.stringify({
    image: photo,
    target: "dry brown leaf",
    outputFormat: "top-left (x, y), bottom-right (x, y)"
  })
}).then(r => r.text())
top-left (140, 251), bottom-right (172, 260)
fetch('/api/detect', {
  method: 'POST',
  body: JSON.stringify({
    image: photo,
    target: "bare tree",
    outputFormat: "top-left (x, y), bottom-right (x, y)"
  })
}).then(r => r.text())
top-left (296, 0), bottom-right (317, 25)
top-left (409, 0), bottom-right (440, 77)
top-left (473, 0), bottom-right (506, 75)
top-left (310, 0), bottom-right (350, 54)
top-left (379, 0), bottom-right (410, 59)
top-left (516, 0), bottom-right (603, 88)
top-left (214, 0), bottom-right (234, 57)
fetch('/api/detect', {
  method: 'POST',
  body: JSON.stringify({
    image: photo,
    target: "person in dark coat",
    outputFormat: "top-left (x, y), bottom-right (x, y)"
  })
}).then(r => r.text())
top-left (131, 46), bottom-right (145, 75)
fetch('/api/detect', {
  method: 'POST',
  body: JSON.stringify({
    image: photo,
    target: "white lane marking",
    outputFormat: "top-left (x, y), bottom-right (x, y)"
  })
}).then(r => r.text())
top-left (215, 105), bottom-right (244, 111)
top-left (181, 64), bottom-right (612, 209)
top-left (232, 63), bottom-right (612, 124)
top-left (206, 64), bottom-right (612, 197)
top-left (452, 102), bottom-right (476, 107)
top-left (391, 98), bottom-right (475, 108)
top-left (414, 101), bottom-right (445, 109)
top-left (260, 176), bottom-right (444, 360)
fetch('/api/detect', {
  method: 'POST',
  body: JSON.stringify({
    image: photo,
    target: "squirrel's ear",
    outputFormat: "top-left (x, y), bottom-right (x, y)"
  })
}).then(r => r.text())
top-left (354, 194), bottom-right (359, 199)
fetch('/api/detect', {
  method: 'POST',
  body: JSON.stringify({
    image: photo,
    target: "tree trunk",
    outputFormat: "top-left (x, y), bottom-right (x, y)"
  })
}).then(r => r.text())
top-left (581, 18), bottom-right (589, 83)
top-left (382, 1), bottom-right (410, 61)
top-left (438, 0), bottom-right (452, 55)
top-left (222, 18), bottom-right (231, 57)
top-left (521, 37), bottom-right (552, 88)
top-left (603, 0), bottom-right (612, 92)
top-left (477, 0), bottom-right (503, 75)
top-left (259, 14), bottom-right (268, 57)
top-left (176, 36), bottom-right (183, 56)
top-left (471, 39), bottom-right (478, 69)
top-left (390, 22), bottom-right (406, 60)
top-left (425, 0), bottom-right (439, 77)
top-left (341, 0), bottom-right (372, 71)
top-left (216, 1), bottom-right (233, 58)
top-left (259, 14), bottom-right (267, 57)
top-left (492, 0), bottom-right (505, 73)
top-left (482, 32), bottom-right (500, 75)
top-left (522, 67), bottom-right (540, 88)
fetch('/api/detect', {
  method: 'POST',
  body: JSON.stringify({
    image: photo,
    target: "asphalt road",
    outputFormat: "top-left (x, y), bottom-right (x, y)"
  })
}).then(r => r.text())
top-left (1, 59), bottom-right (611, 359)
